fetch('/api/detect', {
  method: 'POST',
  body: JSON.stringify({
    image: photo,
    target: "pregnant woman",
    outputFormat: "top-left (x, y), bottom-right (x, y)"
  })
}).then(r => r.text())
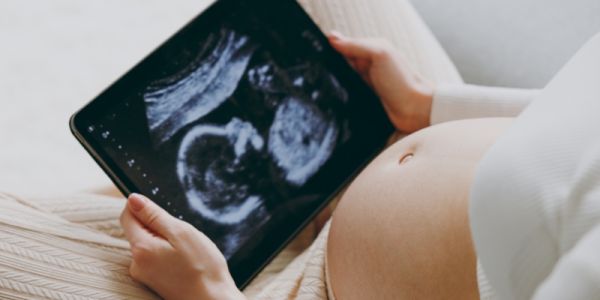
top-left (0, 0), bottom-right (598, 299)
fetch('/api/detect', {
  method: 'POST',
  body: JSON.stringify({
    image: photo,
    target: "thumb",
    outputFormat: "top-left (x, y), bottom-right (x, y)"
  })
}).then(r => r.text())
top-left (128, 193), bottom-right (176, 239)
top-left (328, 33), bottom-right (380, 60)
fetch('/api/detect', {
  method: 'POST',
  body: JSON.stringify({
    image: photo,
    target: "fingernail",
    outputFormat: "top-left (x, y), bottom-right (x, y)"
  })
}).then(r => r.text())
top-left (329, 30), bottom-right (344, 40)
top-left (128, 193), bottom-right (146, 212)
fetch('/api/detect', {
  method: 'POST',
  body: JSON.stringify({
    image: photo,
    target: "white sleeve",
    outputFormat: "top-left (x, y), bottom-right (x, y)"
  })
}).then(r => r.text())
top-left (430, 84), bottom-right (541, 124)
top-left (532, 223), bottom-right (600, 299)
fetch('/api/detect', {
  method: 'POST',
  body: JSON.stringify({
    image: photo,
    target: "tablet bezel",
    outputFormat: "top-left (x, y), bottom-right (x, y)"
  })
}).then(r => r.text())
top-left (70, 0), bottom-right (394, 288)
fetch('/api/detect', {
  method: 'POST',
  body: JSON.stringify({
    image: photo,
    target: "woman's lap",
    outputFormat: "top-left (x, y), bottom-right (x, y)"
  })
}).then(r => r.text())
top-left (327, 118), bottom-right (513, 299)
top-left (0, 192), bottom-right (158, 299)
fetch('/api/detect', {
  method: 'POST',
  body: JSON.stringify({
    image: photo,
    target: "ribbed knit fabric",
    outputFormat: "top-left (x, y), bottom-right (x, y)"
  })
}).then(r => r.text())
top-left (431, 84), bottom-right (540, 125)
top-left (0, 192), bottom-right (158, 299)
top-left (28, 194), bottom-right (127, 239)
top-left (296, 0), bottom-right (463, 86)
top-left (470, 33), bottom-right (600, 300)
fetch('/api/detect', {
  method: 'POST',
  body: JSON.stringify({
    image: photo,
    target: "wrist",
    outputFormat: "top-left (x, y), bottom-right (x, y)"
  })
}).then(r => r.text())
top-left (203, 274), bottom-right (245, 300)
top-left (412, 84), bottom-right (433, 128)
top-left (390, 85), bottom-right (433, 133)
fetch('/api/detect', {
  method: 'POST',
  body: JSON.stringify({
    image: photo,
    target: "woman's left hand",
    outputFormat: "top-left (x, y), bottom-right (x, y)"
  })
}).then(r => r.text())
top-left (120, 193), bottom-right (245, 300)
top-left (327, 32), bottom-right (433, 133)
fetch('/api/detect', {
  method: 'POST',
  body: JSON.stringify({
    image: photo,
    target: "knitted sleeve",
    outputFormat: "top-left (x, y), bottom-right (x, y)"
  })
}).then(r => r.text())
top-left (430, 84), bottom-right (540, 124)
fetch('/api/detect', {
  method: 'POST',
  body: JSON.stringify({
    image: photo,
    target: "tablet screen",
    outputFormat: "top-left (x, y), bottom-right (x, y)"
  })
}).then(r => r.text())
top-left (73, 0), bottom-right (392, 286)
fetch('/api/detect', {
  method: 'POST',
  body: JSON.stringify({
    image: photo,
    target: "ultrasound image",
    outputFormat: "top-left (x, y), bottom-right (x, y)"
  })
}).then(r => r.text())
top-left (145, 29), bottom-right (257, 145)
top-left (269, 97), bottom-right (338, 186)
top-left (142, 25), bottom-right (350, 257)
top-left (177, 118), bottom-right (266, 225)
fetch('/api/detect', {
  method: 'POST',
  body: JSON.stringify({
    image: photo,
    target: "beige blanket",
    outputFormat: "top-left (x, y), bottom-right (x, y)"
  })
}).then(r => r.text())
top-left (0, 191), bottom-right (328, 299)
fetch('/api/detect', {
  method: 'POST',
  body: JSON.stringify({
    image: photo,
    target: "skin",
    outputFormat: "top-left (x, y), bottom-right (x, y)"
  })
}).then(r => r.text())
top-left (120, 194), bottom-right (244, 300)
top-left (327, 33), bottom-right (512, 299)
top-left (327, 117), bottom-right (512, 299)
top-left (328, 31), bottom-right (433, 133)
top-left (119, 31), bottom-right (509, 299)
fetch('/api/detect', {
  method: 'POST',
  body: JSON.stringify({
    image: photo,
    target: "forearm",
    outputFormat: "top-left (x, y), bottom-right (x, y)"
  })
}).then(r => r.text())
top-left (430, 84), bottom-right (541, 124)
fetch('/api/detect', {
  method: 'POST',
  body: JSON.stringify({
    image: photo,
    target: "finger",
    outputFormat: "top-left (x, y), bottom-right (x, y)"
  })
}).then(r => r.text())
top-left (330, 37), bottom-right (386, 60)
top-left (120, 208), bottom-right (160, 245)
top-left (128, 261), bottom-right (145, 283)
top-left (127, 240), bottom-right (172, 285)
top-left (127, 193), bottom-right (177, 239)
top-left (355, 59), bottom-right (371, 74)
top-left (348, 58), bottom-right (359, 70)
top-left (326, 30), bottom-right (344, 41)
top-left (327, 31), bottom-right (362, 56)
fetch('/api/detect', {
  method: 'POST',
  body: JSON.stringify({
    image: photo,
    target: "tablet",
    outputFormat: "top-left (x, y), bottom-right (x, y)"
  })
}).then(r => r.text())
top-left (70, 0), bottom-right (393, 288)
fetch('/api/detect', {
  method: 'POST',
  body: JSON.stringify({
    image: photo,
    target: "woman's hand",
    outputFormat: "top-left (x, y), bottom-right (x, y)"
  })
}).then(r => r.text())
top-left (120, 194), bottom-right (245, 300)
top-left (328, 31), bottom-right (434, 133)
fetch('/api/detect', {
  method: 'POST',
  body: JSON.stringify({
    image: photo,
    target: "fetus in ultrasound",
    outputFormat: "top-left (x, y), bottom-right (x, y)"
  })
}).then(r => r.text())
top-left (144, 29), bottom-right (256, 145)
top-left (176, 118), bottom-right (267, 225)
top-left (142, 25), bottom-right (351, 255)
top-left (269, 97), bottom-right (338, 186)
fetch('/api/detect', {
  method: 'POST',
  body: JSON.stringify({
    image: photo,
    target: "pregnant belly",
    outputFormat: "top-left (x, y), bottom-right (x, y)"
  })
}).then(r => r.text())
top-left (327, 118), bottom-right (513, 299)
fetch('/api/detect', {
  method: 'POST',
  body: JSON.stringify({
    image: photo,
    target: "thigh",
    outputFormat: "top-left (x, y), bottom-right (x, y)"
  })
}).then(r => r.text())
top-left (0, 193), bottom-right (157, 299)
top-left (27, 192), bottom-right (127, 239)
top-left (327, 118), bottom-right (512, 299)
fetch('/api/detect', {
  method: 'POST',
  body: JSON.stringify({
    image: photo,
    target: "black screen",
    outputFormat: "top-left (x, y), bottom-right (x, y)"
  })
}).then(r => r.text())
top-left (72, 0), bottom-right (393, 287)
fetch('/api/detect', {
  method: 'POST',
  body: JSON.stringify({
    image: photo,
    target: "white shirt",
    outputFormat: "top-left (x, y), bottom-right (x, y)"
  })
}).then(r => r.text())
top-left (430, 33), bottom-right (600, 299)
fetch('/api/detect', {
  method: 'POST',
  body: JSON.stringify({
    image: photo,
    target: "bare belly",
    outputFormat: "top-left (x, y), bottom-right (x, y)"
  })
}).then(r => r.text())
top-left (327, 118), bottom-right (513, 299)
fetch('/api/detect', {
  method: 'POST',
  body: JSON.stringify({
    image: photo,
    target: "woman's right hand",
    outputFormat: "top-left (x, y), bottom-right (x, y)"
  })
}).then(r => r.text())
top-left (120, 194), bottom-right (244, 300)
top-left (328, 32), bottom-right (433, 133)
